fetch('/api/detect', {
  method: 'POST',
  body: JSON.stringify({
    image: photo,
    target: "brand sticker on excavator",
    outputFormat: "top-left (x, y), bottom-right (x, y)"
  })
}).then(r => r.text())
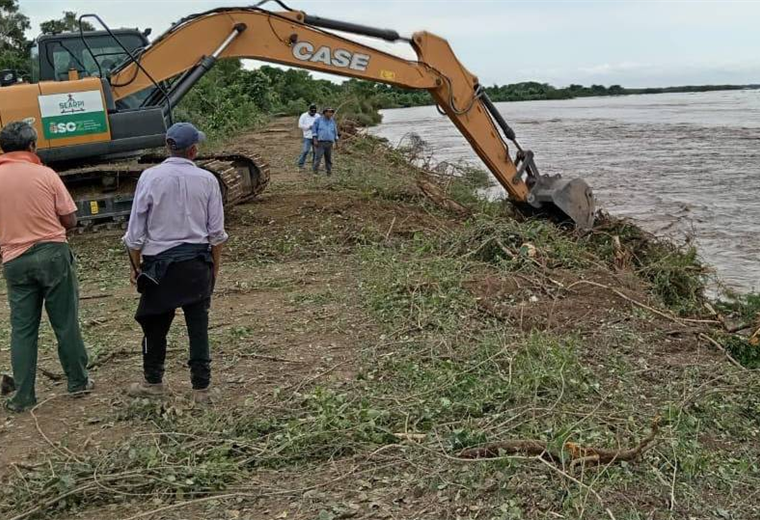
top-left (89, 201), bottom-right (100, 215)
top-left (38, 91), bottom-right (107, 140)
top-left (292, 41), bottom-right (370, 71)
top-left (379, 70), bottom-right (396, 81)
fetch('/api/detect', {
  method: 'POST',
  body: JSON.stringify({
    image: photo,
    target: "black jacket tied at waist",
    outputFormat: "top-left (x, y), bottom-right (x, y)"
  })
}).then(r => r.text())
top-left (135, 243), bottom-right (214, 318)
top-left (137, 243), bottom-right (212, 290)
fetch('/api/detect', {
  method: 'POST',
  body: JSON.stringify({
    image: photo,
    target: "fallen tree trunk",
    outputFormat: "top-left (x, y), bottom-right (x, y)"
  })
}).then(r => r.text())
top-left (459, 417), bottom-right (660, 469)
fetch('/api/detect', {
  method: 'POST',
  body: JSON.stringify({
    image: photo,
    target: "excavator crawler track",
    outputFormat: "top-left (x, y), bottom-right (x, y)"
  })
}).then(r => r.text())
top-left (62, 152), bottom-right (270, 231)
top-left (197, 152), bottom-right (270, 207)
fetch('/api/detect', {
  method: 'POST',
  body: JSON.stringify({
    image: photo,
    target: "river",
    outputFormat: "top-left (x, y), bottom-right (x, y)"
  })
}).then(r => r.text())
top-left (370, 90), bottom-right (760, 293)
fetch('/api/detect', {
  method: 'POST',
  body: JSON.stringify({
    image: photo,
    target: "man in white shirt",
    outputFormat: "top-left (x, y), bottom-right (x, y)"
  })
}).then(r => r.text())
top-left (297, 103), bottom-right (320, 169)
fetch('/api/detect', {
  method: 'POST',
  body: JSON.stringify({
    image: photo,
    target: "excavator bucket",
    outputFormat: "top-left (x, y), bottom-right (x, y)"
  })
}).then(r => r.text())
top-left (527, 175), bottom-right (596, 230)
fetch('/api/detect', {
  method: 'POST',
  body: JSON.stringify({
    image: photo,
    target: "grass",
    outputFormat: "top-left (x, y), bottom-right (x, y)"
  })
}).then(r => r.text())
top-left (586, 217), bottom-right (709, 315)
top-left (2, 130), bottom-right (760, 519)
top-left (716, 290), bottom-right (760, 324)
top-left (709, 289), bottom-right (760, 368)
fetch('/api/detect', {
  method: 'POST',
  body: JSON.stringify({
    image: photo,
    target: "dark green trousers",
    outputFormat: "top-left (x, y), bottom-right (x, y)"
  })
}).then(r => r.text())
top-left (3, 242), bottom-right (89, 410)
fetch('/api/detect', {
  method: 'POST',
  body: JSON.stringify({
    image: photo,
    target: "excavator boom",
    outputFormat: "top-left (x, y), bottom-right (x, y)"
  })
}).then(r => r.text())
top-left (109, 5), bottom-right (595, 228)
top-left (0, 4), bottom-right (593, 228)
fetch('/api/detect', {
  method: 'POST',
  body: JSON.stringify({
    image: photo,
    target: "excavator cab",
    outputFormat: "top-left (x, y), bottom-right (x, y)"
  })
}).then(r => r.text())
top-left (0, 28), bottom-right (168, 168)
top-left (0, 23), bottom-right (266, 227)
top-left (32, 29), bottom-right (149, 83)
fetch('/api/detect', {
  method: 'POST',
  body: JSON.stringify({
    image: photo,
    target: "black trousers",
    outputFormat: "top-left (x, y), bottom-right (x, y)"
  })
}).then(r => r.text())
top-left (135, 256), bottom-right (214, 389)
top-left (137, 297), bottom-right (211, 389)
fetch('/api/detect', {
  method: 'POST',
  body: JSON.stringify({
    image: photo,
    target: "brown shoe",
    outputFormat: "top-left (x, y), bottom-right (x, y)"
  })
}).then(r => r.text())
top-left (192, 388), bottom-right (213, 405)
top-left (126, 381), bottom-right (165, 398)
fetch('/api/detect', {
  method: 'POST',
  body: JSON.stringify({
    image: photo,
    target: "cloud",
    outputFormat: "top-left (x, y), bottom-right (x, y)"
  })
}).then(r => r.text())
top-left (578, 62), bottom-right (652, 76)
top-left (18, 0), bottom-right (760, 88)
top-left (510, 59), bottom-right (760, 88)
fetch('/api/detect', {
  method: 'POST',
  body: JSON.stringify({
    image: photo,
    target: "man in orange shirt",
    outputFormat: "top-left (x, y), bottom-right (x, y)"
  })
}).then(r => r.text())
top-left (0, 121), bottom-right (92, 412)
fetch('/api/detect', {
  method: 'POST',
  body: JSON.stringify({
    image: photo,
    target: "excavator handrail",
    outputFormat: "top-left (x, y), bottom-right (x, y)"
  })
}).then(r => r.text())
top-left (78, 13), bottom-right (175, 124)
top-left (109, 5), bottom-right (595, 228)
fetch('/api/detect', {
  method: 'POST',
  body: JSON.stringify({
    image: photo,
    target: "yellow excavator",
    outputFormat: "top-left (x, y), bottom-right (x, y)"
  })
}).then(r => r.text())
top-left (0, 1), bottom-right (595, 229)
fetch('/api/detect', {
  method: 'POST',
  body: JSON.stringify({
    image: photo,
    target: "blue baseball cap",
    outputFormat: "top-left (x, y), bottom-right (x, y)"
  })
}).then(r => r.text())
top-left (166, 122), bottom-right (206, 150)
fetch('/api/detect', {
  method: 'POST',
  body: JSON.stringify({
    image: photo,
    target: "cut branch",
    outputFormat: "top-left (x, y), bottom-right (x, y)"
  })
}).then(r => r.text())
top-left (698, 333), bottom-right (747, 371)
top-left (459, 416), bottom-right (660, 469)
top-left (416, 178), bottom-right (470, 217)
top-left (458, 439), bottom-right (558, 461)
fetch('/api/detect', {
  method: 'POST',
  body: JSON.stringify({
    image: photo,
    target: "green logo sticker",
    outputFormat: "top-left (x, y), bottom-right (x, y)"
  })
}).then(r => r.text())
top-left (38, 91), bottom-right (108, 140)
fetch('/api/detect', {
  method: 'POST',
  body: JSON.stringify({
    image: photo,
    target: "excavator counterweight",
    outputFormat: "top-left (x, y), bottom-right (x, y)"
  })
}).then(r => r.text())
top-left (0, 3), bottom-right (595, 229)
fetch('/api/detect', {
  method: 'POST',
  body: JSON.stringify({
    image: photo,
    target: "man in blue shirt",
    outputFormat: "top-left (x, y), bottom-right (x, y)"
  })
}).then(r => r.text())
top-left (311, 107), bottom-right (339, 175)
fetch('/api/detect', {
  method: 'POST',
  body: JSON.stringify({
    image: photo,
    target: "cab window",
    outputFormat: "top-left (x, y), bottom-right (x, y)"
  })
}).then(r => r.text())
top-left (41, 34), bottom-right (145, 81)
top-left (29, 44), bottom-right (40, 82)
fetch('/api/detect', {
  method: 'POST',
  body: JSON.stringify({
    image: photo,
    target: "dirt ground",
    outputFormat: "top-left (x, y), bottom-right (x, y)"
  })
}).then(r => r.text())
top-left (0, 121), bottom-right (456, 519)
top-left (1, 120), bottom-right (758, 520)
top-left (7, 131), bottom-right (328, 400)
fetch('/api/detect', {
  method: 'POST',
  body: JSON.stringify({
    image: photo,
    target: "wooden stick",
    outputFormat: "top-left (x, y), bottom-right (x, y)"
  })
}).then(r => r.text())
top-left (566, 280), bottom-right (720, 326)
top-left (236, 352), bottom-right (304, 363)
top-left (698, 333), bottom-right (747, 371)
top-left (384, 216), bottom-right (397, 241)
top-left (416, 178), bottom-right (470, 216)
top-left (30, 395), bottom-right (83, 464)
top-left (460, 417), bottom-right (660, 468)
top-left (80, 293), bottom-right (114, 301)
top-left (121, 492), bottom-right (259, 520)
top-left (458, 439), bottom-right (557, 461)
top-left (8, 484), bottom-right (97, 520)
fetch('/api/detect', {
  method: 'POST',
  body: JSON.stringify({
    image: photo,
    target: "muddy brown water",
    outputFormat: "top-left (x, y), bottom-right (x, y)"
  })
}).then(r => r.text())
top-left (370, 90), bottom-right (760, 293)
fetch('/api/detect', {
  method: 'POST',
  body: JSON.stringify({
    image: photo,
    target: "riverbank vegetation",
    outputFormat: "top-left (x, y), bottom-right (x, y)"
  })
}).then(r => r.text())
top-left (2, 122), bottom-right (760, 520)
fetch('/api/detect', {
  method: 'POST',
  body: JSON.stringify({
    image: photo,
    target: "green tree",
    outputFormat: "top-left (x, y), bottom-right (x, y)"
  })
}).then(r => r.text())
top-left (241, 68), bottom-right (277, 112)
top-left (40, 11), bottom-right (95, 34)
top-left (0, 0), bottom-right (31, 73)
top-left (608, 84), bottom-right (625, 95)
top-left (174, 59), bottom-right (266, 139)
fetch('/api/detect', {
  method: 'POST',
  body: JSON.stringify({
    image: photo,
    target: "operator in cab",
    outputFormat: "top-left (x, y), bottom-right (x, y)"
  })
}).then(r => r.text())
top-left (312, 107), bottom-right (339, 175)
top-left (0, 121), bottom-right (92, 413)
top-left (297, 103), bottom-right (320, 170)
top-left (123, 123), bottom-right (227, 405)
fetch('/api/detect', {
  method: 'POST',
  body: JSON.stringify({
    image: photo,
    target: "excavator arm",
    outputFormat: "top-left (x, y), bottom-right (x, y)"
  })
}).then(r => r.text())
top-left (109, 5), bottom-right (594, 228)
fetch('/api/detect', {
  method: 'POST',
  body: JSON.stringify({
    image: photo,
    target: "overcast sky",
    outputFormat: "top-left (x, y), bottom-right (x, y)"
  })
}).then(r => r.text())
top-left (17, 0), bottom-right (760, 88)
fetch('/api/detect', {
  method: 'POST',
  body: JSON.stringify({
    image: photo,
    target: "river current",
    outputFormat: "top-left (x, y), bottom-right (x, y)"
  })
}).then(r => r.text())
top-left (370, 90), bottom-right (760, 292)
